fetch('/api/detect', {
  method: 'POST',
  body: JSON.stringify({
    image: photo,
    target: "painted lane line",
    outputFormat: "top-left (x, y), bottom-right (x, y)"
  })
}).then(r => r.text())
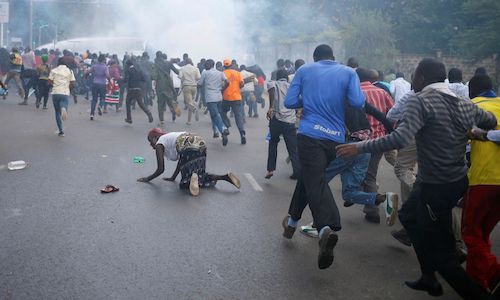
top-left (244, 173), bottom-right (263, 192)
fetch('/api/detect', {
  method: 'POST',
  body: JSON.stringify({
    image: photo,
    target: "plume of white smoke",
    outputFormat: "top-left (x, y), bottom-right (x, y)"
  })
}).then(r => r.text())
top-left (114, 0), bottom-right (247, 62)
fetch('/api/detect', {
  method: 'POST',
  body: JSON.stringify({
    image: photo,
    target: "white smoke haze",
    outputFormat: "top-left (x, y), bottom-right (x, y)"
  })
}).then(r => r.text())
top-left (113, 0), bottom-right (247, 62)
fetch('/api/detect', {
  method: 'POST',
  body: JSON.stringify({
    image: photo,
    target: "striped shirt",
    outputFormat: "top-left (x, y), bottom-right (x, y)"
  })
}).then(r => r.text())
top-left (360, 82), bottom-right (394, 138)
top-left (357, 83), bottom-right (497, 184)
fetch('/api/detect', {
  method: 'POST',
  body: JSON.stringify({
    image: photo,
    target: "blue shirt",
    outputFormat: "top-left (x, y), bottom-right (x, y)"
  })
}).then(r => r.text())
top-left (284, 60), bottom-right (365, 143)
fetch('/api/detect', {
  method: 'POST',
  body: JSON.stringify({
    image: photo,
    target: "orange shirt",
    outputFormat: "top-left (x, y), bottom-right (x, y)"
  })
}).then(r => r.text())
top-left (223, 69), bottom-right (243, 101)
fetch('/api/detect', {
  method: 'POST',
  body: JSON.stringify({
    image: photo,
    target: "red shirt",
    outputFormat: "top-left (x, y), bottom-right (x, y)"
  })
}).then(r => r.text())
top-left (360, 81), bottom-right (394, 139)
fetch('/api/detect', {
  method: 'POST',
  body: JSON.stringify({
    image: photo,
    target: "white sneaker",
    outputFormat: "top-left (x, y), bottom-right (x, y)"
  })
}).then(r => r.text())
top-left (61, 107), bottom-right (68, 121)
top-left (383, 192), bottom-right (399, 226)
top-left (189, 173), bottom-right (200, 196)
top-left (300, 222), bottom-right (318, 238)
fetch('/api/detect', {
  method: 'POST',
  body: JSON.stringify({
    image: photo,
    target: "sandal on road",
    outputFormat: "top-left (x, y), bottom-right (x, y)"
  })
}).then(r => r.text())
top-left (100, 185), bottom-right (120, 193)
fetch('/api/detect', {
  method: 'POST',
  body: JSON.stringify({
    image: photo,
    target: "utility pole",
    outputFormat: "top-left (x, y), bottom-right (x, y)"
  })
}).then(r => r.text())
top-left (29, 0), bottom-right (33, 48)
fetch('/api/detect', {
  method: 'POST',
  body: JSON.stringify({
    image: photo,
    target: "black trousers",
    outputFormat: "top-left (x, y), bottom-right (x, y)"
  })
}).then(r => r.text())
top-left (36, 79), bottom-right (50, 107)
top-left (267, 117), bottom-right (300, 177)
top-left (400, 177), bottom-right (492, 299)
top-left (126, 88), bottom-right (150, 121)
top-left (288, 134), bottom-right (341, 231)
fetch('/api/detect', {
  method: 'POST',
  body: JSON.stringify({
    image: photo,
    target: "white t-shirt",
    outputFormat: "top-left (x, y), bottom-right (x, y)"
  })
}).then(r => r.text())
top-left (390, 77), bottom-right (411, 103)
top-left (171, 63), bottom-right (181, 89)
top-left (48, 65), bottom-right (76, 96)
top-left (240, 70), bottom-right (256, 92)
top-left (156, 132), bottom-right (186, 161)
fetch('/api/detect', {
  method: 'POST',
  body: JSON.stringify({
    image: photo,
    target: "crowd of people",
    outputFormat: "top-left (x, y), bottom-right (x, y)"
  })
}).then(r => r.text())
top-left (2, 43), bottom-right (500, 299)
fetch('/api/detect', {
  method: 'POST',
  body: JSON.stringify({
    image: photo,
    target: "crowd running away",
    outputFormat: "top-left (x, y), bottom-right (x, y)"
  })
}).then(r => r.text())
top-left (2, 43), bottom-right (500, 299)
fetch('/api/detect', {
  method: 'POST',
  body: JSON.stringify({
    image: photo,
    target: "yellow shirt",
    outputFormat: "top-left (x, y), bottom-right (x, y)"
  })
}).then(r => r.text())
top-left (468, 96), bottom-right (500, 186)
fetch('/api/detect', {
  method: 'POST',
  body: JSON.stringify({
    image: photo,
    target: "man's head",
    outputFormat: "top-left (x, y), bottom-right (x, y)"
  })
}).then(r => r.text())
top-left (368, 69), bottom-right (379, 83)
top-left (396, 72), bottom-right (405, 79)
top-left (411, 58), bottom-right (447, 93)
top-left (448, 68), bottom-right (463, 83)
top-left (200, 58), bottom-right (206, 64)
top-left (147, 128), bottom-right (166, 149)
top-left (186, 58), bottom-right (193, 66)
top-left (63, 49), bottom-right (70, 56)
top-left (377, 70), bottom-right (385, 81)
top-left (142, 52), bottom-right (149, 59)
top-left (216, 61), bottom-right (223, 70)
top-left (57, 57), bottom-right (67, 66)
top-left (276, 69), bottom-right (289, 81)
top-left (155, 51), bottom-right (163, 59)
top-left (98, 54), bottom-right (106, 63)
top-left (41, 54), bottom-right (49, 63)
top-left (125, 59), bottom-right (133, 67)
top-left (474, 67), bottom-right (487, 76)
top-left (356, 68), bottom-right (372, 82)
top-left (205, 59), bottom-right (215, 70)
top-left (313, 44), bottom-right (334, 62)
top-left (469, 74), bottom-right (493, 99)
top-left (276, 59), bottom-right (285, 69)
top-left (183, 53), bottom-right (189, 60)
top-left (347, 57), bottom-right (359, 69)
top-left (295, 59), bottom-right (305, 70)
top-left (285, 59), bottom-right (292, 68)
top-left (223, 58), bottom-right (232, 68)
top-left (240, 65), bottom-right (246, 71)
top-left (11, 48), bottom-right (18, 53)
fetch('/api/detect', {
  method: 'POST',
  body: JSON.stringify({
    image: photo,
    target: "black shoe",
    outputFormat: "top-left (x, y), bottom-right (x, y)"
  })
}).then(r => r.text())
top-left (97, 105), bottom-right (102, 116)
top-left (344, 201), bottom-right (354, 207)
top-left (90, 115), bottom-right (94, 121)
top-left (364, 213), bottom-right (381, 224)
top-left (289, 174), bottom-right (298, 180)
top-left (213, 133), bottom-right (220, 138)
top-left (282, 216), bottom-right (296, 239)
top-left (391, 229), bottom-right (412, 247)
top-left (241, 135), bottom-right (246, 145)
top-left (405, 277), bottom-right (443, 297)
top-left (318, 227), bottom-right (338, 269)
top-left (125, 118), bottom-right (132, 124)
top-left (58, 131), bottom-right (65, 137)
top-left (222, 130), bottom-right (229, 146)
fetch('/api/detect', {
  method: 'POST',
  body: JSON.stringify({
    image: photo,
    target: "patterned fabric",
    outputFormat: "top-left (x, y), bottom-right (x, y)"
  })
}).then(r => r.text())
top-left (360, 81), bottom-right (394, 139)
top-left (178, 149), bottom-right (216, 189)
top-left (175, 133), bottom-right (206, 153)
top-left (105, 78), bottom-right (120, 104)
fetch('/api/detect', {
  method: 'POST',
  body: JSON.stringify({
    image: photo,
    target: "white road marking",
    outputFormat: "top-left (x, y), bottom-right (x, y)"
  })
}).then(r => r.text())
top-left (244, 173), bottom-right (263, 192)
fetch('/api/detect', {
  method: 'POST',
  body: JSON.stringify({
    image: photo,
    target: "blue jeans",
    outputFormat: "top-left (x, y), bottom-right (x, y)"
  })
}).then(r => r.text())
top-left (206, 101), bottom-right (227, 134)
top-left (221, 100), bottom-right (245, 136)
top-left (91, 83), bottom-right (106, 116)
top-left (325, 153), bottom-right (376, 206)
top-left (242, 91), bottom-right (257, 117)
top-left (52, 94), bottom-right (69, 133)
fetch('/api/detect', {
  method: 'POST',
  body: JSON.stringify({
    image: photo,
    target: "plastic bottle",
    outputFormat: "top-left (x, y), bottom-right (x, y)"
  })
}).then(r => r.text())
top-left (7, 160), bottom-right (27, 170)
top-left (133, 156), bottom-right (145, 164)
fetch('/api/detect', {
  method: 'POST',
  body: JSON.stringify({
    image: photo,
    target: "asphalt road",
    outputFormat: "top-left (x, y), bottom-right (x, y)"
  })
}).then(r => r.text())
top-left (1, 93), bottom-right (497, 300)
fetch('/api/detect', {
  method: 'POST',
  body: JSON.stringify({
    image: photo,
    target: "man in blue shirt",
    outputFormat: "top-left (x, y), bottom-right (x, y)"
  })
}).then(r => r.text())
top-left (281, 44), bottom-right (365, 269)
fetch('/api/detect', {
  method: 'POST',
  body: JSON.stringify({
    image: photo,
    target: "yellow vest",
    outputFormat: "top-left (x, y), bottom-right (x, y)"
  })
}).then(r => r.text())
top-left (468, 96), bottom-right (500, 186)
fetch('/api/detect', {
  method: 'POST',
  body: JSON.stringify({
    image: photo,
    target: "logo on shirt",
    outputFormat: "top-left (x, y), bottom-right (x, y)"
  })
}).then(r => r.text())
top-left (314, 124), bottom-right (341, 136)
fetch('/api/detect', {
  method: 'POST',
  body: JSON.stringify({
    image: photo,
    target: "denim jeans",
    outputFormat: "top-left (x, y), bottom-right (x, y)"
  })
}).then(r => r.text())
top-left (221, 100), bottom-right (245, 136)
top-left (52, 94), bottom-right (69, 133)
top-left (206, 101), bottom-right (227, 134)
top-left (242, 91), bottom-right (257, 117)
top-left (91, 83), bottom-right (106, 116)
top-left (325, 153), bottom-right (376, 206)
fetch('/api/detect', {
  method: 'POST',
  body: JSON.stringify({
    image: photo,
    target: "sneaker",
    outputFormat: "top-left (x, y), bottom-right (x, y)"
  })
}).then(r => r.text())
top-left (61, 107), bottom-right (68, 121)
top-left (391, 229), bottom-right (412, 247)
top-left (344, 201), bottom-right (354, 207)
top-left (213, 133), bottom-right (220, 138)
top-left (222, 129), bottom-right (229, 146)
top-left (317, 227), bottom-right (338, 269)
top-left (58, 131), bottom-right (65, 137)
top-left (90, 115), bottom-right (94, 121)
top-left (97, 105), bottom-right (103, 116)
top-left (300, 223), bottom-right (318, 238)
top-left (282, 215), bottom-right (296, 239)
top-left (124, 118), bottom-right (132, 124)
top-left (382, 192), bottom-right (399, 226)
top-left (35, 101), bottom-right (40, 109)
top-left (228, 172), bottom-right (241, 189)
top-left (189, 173), bottom-right (200, 196)
top-left (241, 135), bottom-right (247, 145)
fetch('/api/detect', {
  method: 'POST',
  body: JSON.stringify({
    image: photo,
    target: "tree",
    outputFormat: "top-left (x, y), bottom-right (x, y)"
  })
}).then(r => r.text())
top-left (340, 10), bottom-right (398, 70)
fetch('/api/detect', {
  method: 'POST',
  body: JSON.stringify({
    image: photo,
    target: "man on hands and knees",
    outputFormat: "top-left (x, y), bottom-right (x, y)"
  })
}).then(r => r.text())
top-left (336, 58), bottom-right (497, 299)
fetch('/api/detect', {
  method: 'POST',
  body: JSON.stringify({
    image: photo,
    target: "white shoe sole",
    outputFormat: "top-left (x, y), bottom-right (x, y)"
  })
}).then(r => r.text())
top-left (189, 173), bottom-right (200, 196)
top-left (228, 172), bottom-right (241, 189)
